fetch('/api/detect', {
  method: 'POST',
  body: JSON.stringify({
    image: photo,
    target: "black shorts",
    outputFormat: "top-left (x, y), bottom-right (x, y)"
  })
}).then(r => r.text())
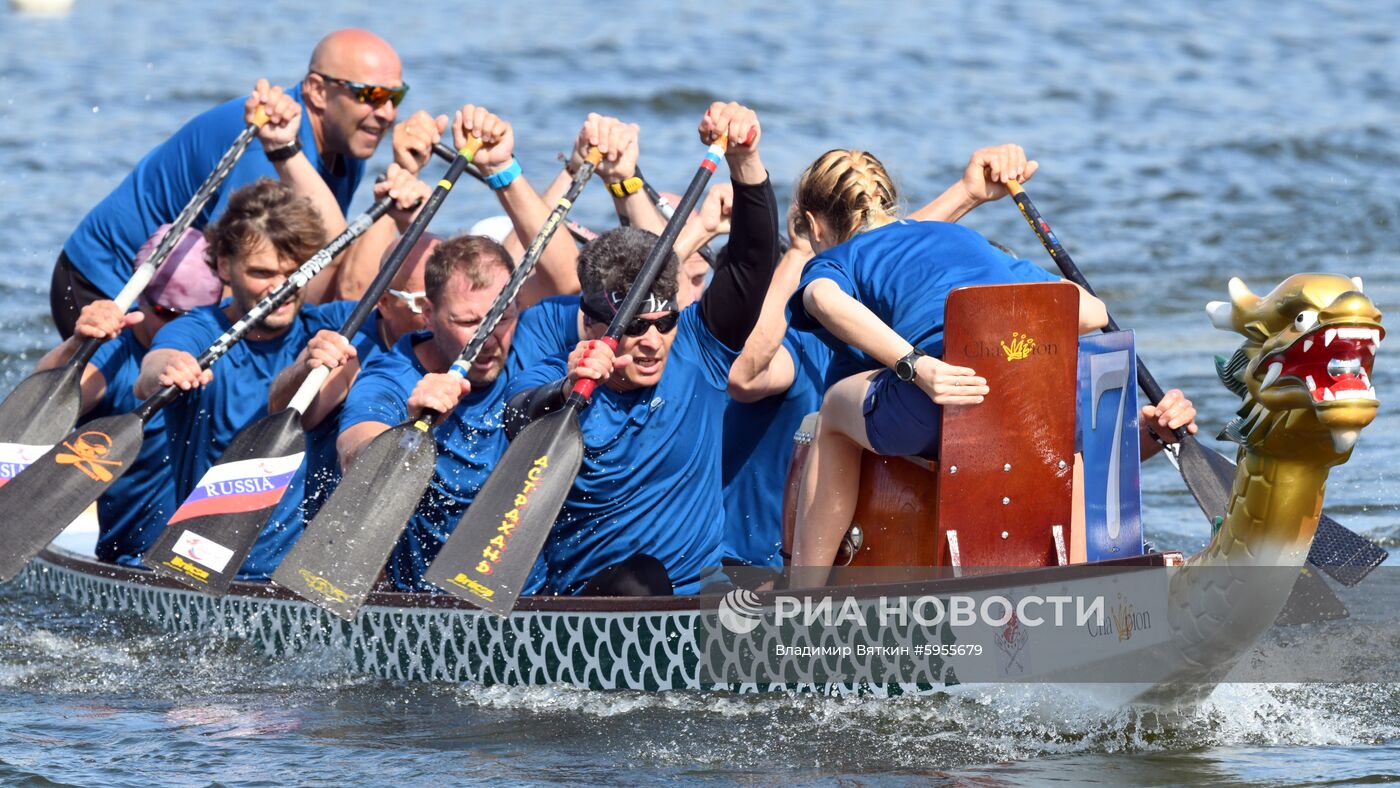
top-left (49, 250), bottom-right (106, 340)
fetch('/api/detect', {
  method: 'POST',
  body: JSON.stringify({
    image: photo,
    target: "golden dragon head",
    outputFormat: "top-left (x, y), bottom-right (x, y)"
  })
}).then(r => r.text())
top-left (1209, 274), bottom-right (1382, 461)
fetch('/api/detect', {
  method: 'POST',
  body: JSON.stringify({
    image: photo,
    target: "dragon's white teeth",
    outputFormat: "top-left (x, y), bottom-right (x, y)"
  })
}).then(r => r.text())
top-left (1261, 361), bottom-right (1283, 389)
top-left (1332, 429), bottom-right (1360, 453)
top-left (1325, 328), bottom-right (1337, 347)
top-left (1306, 375), bottom-right (1317, 391)
top-left (1303, 339), bottom-right (1313, 353)
top-left (1333, 389), bottom-right (1377, 401)
top-left (1339, 328), bottom-right (1371, 340)
top-left (1372, 329), bottom-right (1382, 346)
top-left (1323, 388), bottom-right (1335, 401)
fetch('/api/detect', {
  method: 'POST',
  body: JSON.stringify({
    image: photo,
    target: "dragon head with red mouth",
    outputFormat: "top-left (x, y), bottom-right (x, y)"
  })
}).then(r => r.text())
top-left (1209, 274), bottom-right (1383, 460)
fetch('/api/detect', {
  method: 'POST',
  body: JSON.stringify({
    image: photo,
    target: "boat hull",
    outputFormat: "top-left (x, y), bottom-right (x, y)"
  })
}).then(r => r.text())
top-left (21, 546), bottom-right (1251, 705)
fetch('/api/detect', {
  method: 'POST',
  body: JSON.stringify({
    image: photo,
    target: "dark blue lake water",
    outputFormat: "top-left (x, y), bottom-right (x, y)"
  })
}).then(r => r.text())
top-left (0, 0), bottom-right (1397, 783)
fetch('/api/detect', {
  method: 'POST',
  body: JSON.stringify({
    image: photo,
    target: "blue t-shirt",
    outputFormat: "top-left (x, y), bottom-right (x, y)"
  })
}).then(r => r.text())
top-left (63, 85), bottom-right (363, 299)
top-left (513, 294), bottom-right (580, 364)
top-left (85, 331), bottom-right (175, 567)
top-left (790, 221), bottom-right (1059, 385)
top-left (242, 309), bottom-right (388, 579)
top-left (149, 299), bottom-right (356, 575)
top-left (508, 306), bottom-right (739, 595)
top-left (721, 329), bottom-right (831, 567)
top-left (339, 330), bottom-right (556, 593)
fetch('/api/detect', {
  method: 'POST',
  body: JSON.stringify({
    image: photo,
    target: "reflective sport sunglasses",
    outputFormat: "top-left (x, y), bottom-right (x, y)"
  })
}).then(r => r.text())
top-left (142, 297), bottom-right (186, 320)
top-left (583, 306), bottom-right (681, 337)
top-left (388, 288), bottom-right (427, 314)
top-left (312, 71), bottom-right (409, 108)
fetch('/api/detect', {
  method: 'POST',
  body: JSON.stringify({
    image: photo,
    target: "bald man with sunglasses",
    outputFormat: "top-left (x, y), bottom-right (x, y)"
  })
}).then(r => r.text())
top-left (53, 28), bottom-right (408, 338)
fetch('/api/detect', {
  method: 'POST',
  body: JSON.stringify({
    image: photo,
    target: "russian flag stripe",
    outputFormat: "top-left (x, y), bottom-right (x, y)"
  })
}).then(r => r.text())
top-left (0, 442), bottom-right (53, 488)
top-left (166, 452), bottom-right (304, 525)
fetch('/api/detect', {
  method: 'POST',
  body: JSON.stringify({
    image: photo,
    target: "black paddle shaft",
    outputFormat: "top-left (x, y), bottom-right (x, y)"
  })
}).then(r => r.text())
top-left (1005, 184), bottom-right (1171, 413)
top-left (431, 142), bottom-right (598, 246)
top-left (130, 198), bottom-right (394, 423)
top-left (634, 165), bottom-right (717, 267)
top-left (566, 136), bottom-right (730, 408)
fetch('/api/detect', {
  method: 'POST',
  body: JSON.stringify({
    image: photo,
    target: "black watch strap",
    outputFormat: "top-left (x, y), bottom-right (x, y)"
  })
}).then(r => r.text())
top-left (264, 138), bottom-right (302, 163)
top-left (894, 348), bottom-right (927, 382)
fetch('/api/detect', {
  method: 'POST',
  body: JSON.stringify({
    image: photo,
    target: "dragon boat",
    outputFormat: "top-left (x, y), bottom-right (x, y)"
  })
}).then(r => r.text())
top-left (17, 274), bottom-right (1385, 704)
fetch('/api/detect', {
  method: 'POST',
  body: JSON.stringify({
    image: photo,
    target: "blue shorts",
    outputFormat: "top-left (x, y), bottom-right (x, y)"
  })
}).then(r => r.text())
top-left (862, 368), bottom-right (943, 459)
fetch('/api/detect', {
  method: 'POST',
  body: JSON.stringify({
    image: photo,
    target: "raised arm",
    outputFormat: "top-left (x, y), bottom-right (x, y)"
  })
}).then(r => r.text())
top-left (453, 105), bottom-right (579, 307)
top-left (907, 143), bottom-right (1039, 223)
top-left (694, 102), bottom-right (779, 350)
top-left (728, 221), bottom-right (813, 402)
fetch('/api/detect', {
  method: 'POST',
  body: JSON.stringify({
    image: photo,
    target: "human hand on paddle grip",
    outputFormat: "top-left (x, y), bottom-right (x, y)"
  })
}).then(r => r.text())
top-left (298, 330), bottom-right (357, 376)
top-left (392, 110), bottom-right (449, 175)
top-left (154, 350), bottom-right (212, 391)
top-left (407, 373), bottom-right (472, 420)
top-left (569, 114), bottom-right (640, 182)
top-left (1142, 388), bottom-right (1198, 445)
top-left (960, 144), bottom-right (1038, 204)
top-left (565, 338), bottom-right (632, 392)
top-left (912, 355), bottom-right (988, 406)
top-left (246, 79), bottom-right (300, 151)
top-left (373, 163), bottom-right (431, 231)
top-left (453, 105), bottom-right (514, 176)
top-left (74, 300), bottom-right (142, 341)
top-left (699, 101), bottom-right (762, 184)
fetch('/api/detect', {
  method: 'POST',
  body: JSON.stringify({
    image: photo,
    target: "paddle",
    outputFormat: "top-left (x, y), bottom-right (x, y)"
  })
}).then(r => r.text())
top-left (634, 164), bottom-right (716, 266)
top-left (140, 141), bottom-right (485, 595)
top-left (1005, 180), bottom-right (1387, 585)
top-left (430, 141), bottom-right (598, 245)
top-left (0, 111), bottom-right (268, 462)
top-left (424, 136), bottom-right (731, 616)
top-left (0, 196), bottom-right (392, 583)
top-left (270, 146), bottom-right (607, 620)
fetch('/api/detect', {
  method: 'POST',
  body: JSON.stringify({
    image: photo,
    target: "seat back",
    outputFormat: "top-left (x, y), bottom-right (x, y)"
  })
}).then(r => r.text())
top-left (934, 282), bottom-right (1079, 567)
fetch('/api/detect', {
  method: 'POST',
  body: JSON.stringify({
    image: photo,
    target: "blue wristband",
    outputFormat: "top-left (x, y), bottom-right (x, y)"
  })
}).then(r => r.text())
top-left (485, 158), bottom-right (522, 190)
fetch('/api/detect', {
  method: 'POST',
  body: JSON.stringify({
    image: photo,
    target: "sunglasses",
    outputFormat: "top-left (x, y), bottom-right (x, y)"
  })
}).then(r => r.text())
top-left (584, 308), bottom-right (681, 337)
top-left (388, 288), bottom-right (427, 314)
top-left (312, 71), bottom-right (409, 108)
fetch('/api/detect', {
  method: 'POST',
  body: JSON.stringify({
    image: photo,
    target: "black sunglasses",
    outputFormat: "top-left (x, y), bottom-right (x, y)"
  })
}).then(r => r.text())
top-left (311, 71), bottom-right (409, 108)
top-left (582, 306), bottom-right (680, 337)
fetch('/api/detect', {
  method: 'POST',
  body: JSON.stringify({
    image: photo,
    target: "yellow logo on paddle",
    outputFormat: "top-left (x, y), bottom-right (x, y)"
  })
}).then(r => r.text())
top-left (299, 568), bottom-right (350, 605)
top-left (55, 431), bottom-right (123, 482)
top-left (1001, 332), bottom-right (1037, 362)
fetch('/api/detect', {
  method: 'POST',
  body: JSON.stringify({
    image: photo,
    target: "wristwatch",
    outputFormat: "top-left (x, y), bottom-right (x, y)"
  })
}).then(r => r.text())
top-left (606, 176), bottom-right (645, 198)
top-left (893, 348), bottom-right (927, 382)
top-left (264, 138), bottom-right (302, 163)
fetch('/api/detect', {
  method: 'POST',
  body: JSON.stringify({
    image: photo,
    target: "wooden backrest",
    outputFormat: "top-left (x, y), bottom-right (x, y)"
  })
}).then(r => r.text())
top-left (934, 282), bottom-right (1079, 567)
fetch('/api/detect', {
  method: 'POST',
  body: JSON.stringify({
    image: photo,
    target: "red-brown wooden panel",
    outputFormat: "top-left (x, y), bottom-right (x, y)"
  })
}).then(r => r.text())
top-left (935, 282), bottom-right (1078, 567)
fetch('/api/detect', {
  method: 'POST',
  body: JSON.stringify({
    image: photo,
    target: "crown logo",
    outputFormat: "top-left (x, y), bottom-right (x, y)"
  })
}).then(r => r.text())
top-left (1000, 331), bottom-right (1036, 362)
top-left (1112, 593), bottom-right (1134, 642)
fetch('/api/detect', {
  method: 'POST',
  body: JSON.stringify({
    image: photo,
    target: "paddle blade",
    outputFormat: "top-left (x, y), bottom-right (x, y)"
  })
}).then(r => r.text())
top-left (424, 407), bottom-right (584, 615)
top-left (271, 420), bottom-right (438, 620)
top-left (0, 414), bottom-right (145, 580)
top-left (1176, 433), bottom-right (1387, 586)
top-left (143, 408), bottom-right (306, 595)
top-left (0, 366), bottom-right (83, 445)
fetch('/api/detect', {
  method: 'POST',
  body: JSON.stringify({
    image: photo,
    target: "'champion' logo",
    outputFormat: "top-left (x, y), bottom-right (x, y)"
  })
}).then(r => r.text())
top-left (717, 588), bottom-right (764, 634)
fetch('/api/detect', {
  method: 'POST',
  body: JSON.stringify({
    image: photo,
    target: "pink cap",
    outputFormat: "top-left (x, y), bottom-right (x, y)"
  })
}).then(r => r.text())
top-left (137, 225), bottom-right (224, 311)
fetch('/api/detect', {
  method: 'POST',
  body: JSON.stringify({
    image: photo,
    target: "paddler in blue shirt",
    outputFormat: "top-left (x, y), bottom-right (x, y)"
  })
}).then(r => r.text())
top-left (53, 29), bottom-right (408, 337)
top-left (504, 102), bottom-right (779, 597)
top-left (27, 226), bottom-right (224, 566)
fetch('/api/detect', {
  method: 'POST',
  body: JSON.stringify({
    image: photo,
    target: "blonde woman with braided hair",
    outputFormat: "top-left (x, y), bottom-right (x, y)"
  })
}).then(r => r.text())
top-left (786, 148), bottom-right (1109, 574)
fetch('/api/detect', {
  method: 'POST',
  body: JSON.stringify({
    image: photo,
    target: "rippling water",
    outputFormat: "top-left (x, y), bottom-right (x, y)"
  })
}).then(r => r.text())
top-left (1, 0), bottom-right (1397, 783)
